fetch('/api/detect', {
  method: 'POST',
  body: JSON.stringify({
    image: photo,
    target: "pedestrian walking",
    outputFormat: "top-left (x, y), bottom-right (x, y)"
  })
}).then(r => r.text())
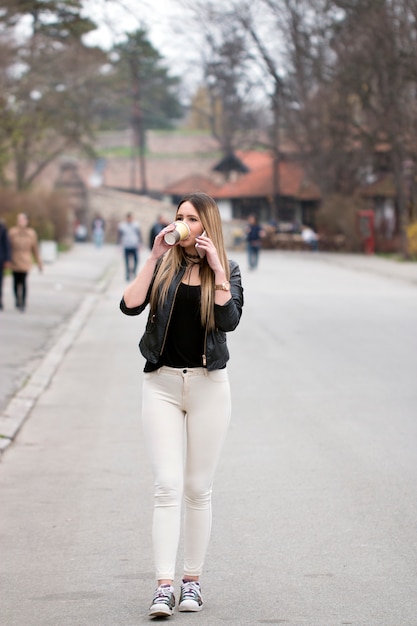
top-left (9, 213), bottom-right (43, 312)
top-left (246, 213), bottom-right (265, 270)
top-left (118, 213), bottom-right (142, 280)
top-left (91, 214), bottom-right (106, 247)
top-left (149, 213), bottom-right (169, 249)
top-left (0, 219), bottom-right (11, 310)
top-left (120, 192), bottom-right (244, 618)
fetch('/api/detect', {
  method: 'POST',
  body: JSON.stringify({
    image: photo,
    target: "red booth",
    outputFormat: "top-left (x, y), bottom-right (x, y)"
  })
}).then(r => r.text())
top-left (357, 210), bottom-right (375, 254)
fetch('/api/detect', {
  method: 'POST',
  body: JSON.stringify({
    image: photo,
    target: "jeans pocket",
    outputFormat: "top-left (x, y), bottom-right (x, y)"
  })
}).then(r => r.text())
top-left (207, 368), bottom-right (229, 383)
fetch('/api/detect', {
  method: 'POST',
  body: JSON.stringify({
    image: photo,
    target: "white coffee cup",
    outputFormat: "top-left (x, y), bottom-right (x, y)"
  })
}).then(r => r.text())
top-left (164, 221), bottom-right (190, 245)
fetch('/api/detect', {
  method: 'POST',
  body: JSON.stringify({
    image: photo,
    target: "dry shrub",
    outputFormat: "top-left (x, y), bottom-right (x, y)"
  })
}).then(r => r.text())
top-left (407, 221), bottom-right (417, 257)
top-left (0, 188), bottom-right (70, 243)
top-left (315, 193), bottom-right (366, 252)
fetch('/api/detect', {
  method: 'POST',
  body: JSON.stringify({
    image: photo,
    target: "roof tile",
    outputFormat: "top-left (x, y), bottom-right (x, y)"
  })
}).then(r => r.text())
top-left (162, 151), bottom-right (320, 201)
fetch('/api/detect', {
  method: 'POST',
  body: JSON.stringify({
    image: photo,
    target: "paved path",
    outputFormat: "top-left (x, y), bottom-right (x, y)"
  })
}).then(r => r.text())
top-left (1, 248), bottom-right (417, 625)
top-left (0, 244), bottom-right (121, 449)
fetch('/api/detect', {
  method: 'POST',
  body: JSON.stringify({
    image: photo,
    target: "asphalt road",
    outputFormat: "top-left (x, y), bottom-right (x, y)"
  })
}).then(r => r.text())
top-left (1, 247), bottom-right (417, 625)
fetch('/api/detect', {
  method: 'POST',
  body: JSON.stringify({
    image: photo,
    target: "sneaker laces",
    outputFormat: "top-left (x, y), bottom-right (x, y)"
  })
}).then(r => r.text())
top-left (152, 585), bottom-right (174, 604)
top-left (181, 581), bottom-right (200, 600)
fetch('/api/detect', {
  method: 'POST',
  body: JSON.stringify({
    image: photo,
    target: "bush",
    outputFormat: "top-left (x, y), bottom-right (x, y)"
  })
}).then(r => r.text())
top-left (315, 193), bottom-right (366, 252)
top-left (407, 221), bottom-right (417, 257)
top-left (0, 188), bottom-right (70, 242)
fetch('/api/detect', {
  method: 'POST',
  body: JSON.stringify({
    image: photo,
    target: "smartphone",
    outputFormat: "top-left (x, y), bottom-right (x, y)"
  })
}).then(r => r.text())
top-left (195, 231), bottom-right (206, 258)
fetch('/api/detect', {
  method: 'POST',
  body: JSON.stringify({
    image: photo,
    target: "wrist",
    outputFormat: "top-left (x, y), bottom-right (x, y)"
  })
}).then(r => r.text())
top-left (214, 269), bottom-right (227, 282)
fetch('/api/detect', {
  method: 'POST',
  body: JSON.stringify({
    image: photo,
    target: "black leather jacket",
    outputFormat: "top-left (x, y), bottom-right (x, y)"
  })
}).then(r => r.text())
top-left (120, 259), bottom-right (244, 371)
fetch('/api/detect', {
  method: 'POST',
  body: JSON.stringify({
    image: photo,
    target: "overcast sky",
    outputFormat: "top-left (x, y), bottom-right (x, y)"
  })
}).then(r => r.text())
top-left (84, 0), bottom-right (183, 48)
top-left (83, 0), bottom-right (200, 82)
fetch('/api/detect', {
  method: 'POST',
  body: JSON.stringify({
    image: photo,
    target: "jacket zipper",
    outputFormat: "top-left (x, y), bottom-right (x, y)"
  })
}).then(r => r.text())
top-left (202, 327), bottom-right (208, 367)
top-left (159, 277), bottom-right (183, 357)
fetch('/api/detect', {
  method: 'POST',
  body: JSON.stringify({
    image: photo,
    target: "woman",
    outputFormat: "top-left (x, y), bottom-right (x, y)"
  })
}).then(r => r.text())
top-left (120, 192), bottom-right (243, 618)
top-left (9, 213), bottom-right (43, 311)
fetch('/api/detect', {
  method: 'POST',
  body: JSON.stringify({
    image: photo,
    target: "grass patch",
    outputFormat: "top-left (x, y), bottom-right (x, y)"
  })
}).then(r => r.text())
top-left (376, 252), bottom-right (417, 262)
top-left (96, 146), bottom-right (138, 158)
top-left (95, 147), bottom-right (221, 159)
top-left (151, 129), bottom-right (212, 137)
top-left (58, 242), bottom-right (72, 252)
top-left (149, 151), bottom-right (222, 159)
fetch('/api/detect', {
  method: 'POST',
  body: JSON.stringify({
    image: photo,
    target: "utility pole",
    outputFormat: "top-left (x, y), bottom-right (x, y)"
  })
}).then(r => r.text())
top-left (129, 54), bottom-right (148, 195)
top-left (271, 82), bottom-right (280, 223)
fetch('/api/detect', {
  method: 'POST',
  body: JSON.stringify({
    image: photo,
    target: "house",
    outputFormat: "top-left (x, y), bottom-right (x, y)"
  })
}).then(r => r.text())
top-left (162, 150), bottom-right (321, 229)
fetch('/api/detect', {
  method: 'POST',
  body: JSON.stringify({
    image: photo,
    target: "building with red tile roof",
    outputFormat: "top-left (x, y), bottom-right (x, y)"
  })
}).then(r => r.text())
top-left (163, 150), bottom-right (321, 228)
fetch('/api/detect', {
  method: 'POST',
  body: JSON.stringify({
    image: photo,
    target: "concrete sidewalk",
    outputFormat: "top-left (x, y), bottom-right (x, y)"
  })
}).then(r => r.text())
top-left (0, 243), bottom-right (122, 456)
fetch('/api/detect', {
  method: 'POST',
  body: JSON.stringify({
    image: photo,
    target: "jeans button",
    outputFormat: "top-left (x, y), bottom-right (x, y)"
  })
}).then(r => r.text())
top-left (183, 369), bottom-right (187, 374)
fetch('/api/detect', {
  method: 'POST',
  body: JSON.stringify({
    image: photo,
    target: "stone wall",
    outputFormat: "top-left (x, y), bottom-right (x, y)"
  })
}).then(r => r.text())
top-left (88, 188), bottom-right (175, 248)
top-left (88, 186), bottom-right (241, 250)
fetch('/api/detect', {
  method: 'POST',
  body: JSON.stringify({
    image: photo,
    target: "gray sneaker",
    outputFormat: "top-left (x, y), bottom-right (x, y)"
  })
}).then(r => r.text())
top-left (178, 580), bottom-right (203, 612)
top-left (149, 584), bottom-right (175, 618)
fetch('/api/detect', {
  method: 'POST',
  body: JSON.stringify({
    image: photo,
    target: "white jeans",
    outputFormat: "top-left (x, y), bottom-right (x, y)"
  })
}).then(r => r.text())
top-left (142, 366), bottom-right (231, 580)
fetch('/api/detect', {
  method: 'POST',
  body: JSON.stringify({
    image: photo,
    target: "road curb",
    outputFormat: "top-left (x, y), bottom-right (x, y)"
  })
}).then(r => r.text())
top-left (316, 252), bottom-right (417, 286)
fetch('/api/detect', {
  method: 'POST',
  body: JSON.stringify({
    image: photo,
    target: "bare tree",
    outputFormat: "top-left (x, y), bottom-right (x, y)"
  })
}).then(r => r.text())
top-left (236, 0), bottom-right (286, 219)
top-left (331, 0), bottom-right (417, 254)
top-left (182, 1), bottom-right (264, 156)
top-left (0, 0), bottom-right (106, 189)
top-left (242, 0), bottom-right (417, 253)
top-left (0, 39), bottom-right (107, 189)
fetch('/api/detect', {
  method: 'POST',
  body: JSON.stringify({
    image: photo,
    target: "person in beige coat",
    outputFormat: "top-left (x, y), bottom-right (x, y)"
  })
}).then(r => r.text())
top-left (9, 213), bottom-right (43, 311)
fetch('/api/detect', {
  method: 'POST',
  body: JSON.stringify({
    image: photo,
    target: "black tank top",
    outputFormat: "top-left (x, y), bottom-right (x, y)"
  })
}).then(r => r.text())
top-left (144, 283), bottom-right (204, 372)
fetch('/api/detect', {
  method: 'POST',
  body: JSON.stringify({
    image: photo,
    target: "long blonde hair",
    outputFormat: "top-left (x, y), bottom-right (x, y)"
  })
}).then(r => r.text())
top-left (150, 193), bottom-right (230, 331)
